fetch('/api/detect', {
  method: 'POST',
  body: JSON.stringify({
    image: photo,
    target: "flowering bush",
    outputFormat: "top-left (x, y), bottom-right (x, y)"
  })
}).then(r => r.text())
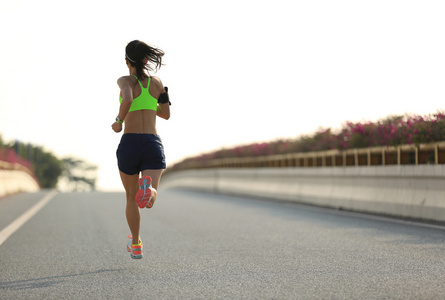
top-left (343, 112), bottom-right (445, 148)
top-left (174, 111), bottom-right (445, 167)
top-left (0, 148), bottom-right (33, 170)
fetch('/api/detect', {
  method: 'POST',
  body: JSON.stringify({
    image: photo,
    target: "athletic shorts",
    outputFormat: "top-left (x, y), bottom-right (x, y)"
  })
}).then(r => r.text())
top-left (116, 133), bottom-right (166, 175)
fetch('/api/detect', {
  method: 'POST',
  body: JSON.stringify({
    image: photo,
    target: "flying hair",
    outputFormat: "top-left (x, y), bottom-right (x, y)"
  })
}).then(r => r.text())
top-left (125, 40), bottom-right (164, 80)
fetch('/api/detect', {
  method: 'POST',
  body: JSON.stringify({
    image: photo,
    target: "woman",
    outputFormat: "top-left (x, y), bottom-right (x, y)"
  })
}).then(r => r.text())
top-left (112, 40), bottom-right (171, 259)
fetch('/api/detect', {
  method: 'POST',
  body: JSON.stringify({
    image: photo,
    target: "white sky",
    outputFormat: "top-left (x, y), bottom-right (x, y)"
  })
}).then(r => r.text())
top-left (1, 0), bottom-right (444, 191)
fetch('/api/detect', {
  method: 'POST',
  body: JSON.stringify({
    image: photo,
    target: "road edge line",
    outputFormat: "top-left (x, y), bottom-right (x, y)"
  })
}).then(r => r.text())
top-left (0, 190), bottom-right (58, 246)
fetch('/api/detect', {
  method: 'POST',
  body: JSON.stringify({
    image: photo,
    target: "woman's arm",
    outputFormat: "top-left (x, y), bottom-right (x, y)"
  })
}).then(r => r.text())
top-left (157, 102), bottom-right (170, 120)
top-left (152, 77), bottom-right (170, 120)
top-left (112, 77), bottom-right (134, 132)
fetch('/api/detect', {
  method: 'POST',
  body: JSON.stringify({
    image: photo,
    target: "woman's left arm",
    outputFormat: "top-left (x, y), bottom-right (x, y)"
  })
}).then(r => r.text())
top-left (112, 77), bottom-right (134, 132)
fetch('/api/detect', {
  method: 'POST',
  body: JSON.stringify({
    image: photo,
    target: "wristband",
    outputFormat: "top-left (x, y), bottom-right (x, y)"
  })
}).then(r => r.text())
top-left (116, 116), bottom-right (123, 124)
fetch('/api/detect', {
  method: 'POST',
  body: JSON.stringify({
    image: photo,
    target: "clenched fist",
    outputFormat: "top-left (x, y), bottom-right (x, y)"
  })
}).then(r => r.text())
top-left (112, 122), bottom-right (122, 133)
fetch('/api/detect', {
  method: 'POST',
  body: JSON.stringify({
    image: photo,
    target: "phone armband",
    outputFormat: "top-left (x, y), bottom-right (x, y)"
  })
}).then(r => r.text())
top-left (158, 87), bottom-right (171, 105)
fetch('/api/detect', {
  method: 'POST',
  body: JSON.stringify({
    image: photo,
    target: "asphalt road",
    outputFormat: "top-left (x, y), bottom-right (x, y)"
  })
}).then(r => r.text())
top-left (1, 188), bottom-right (445, 299)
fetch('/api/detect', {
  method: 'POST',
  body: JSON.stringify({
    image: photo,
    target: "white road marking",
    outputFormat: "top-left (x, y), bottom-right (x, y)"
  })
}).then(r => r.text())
top-left (0, 190), bottom-right (58, 246)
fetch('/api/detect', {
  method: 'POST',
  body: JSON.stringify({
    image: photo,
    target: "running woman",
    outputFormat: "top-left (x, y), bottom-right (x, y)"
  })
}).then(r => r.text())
top-left (111, 40), bottom-right (171, 259)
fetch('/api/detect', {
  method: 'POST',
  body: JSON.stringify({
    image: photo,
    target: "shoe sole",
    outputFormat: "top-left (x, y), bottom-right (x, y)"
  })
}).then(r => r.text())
top-left (135, 176), bottom-right (152, 208)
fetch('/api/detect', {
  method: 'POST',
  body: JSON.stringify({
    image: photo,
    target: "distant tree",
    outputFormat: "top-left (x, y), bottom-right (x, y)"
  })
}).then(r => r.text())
top-left (60, 157), bottom-right (98, 192)
top-left (33, 149), bottom-right (63, 188)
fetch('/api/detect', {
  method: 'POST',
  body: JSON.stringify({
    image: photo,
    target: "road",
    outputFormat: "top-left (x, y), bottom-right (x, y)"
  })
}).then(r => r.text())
top-left (1, 188), bottom-right (445, 299)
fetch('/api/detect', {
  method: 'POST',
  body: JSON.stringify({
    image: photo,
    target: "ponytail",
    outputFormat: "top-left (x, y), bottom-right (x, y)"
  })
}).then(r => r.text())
top-left (125, 40), bottom-right (164, 79)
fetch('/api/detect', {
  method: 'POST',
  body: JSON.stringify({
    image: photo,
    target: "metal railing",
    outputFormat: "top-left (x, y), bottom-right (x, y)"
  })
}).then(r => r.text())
top-left (167, 141), bottom-right (445, 172)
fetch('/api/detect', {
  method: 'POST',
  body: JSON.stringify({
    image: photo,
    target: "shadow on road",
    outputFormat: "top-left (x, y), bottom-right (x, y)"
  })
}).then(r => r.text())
top-left (0, 268), bottom-right (122, 290)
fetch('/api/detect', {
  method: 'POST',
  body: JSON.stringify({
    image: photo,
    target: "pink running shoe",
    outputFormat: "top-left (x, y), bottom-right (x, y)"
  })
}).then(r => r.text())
top-left (126, 235), bottom-right (143, 259)
top-left (135, 176), bottom-right (152, 208)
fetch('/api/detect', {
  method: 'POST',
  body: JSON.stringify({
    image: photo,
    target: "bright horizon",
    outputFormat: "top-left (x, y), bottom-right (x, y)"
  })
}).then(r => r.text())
top-left (1, 0), bottom-right (444, 191)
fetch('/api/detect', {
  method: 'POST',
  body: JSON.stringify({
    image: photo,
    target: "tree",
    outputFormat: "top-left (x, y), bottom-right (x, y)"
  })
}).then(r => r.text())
top-left (33, 149), bottom-right (63, 188)
top-left (59, 157), bottom-right (98, 192)
top-left (1, 137), bottom-right (85, 189)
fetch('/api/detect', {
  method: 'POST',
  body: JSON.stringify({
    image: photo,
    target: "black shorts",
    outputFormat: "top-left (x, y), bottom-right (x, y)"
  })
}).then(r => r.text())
top-left (116, 133), bottom-right (166, 175)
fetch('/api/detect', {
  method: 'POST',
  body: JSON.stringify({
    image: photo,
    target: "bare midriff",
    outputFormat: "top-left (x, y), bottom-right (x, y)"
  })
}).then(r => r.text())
top-left (123, 110), bottom-right (158, 135)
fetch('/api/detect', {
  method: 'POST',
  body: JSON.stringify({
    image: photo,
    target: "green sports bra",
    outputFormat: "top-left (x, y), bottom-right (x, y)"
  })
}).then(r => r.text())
top-left (119, 75), bottom-right (158, 112)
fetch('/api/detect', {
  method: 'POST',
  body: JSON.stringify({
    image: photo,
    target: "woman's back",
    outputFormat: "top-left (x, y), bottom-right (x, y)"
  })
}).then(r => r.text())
top-left (118, 75), bottom-right (165, 134)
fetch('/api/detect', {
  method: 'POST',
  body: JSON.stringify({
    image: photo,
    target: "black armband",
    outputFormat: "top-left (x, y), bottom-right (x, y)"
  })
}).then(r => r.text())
top-left (158, 87), bottom-right (171, 105)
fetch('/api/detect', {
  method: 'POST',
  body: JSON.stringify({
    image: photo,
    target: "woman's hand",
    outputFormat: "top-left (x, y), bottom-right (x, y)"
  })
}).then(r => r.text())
top-left (112, 122), bottom-right (122, 133)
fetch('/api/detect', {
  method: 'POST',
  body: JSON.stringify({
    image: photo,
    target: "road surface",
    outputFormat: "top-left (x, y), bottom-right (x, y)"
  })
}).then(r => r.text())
top-left (1, 188), bottom-right (445, 299)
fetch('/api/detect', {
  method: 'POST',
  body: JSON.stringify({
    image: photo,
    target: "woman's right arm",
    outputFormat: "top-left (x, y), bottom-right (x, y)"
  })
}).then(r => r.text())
top-left (156, 87), bottom-right (170, 120)
top-left (153, 77), bottom-right (170, 120)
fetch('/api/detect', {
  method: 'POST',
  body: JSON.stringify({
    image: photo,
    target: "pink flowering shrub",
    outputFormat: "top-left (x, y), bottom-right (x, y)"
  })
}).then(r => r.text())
top-left (343, 112), bottom-right (445, 148)
top-left (0, 148), bottom-right (33, 170)
top-left (174, 111), bottom-right (445, 167)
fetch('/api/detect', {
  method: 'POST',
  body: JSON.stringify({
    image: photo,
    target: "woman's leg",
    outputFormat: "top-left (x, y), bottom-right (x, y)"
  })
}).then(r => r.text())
top-left (119, 171), bottom-right (141, 245)
top-left (141, 169), bottom-right (164, 208)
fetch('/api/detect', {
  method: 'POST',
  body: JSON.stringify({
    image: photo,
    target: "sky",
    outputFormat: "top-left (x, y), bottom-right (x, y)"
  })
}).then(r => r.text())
top-left (1, 0), bottom-right (444, 191)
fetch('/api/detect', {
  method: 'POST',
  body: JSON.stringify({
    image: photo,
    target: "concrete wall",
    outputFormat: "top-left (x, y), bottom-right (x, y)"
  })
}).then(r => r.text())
top-left (0, 169), bottom-right (40, 197)
top-left (162, 165), bottom-right (445, 222)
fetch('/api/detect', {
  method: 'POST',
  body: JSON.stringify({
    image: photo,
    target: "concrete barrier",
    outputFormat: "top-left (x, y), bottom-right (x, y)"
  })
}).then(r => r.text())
top-left (0, 169), bottom-right (40, 197)
top-left (162, 165), bottom-right (445, 222)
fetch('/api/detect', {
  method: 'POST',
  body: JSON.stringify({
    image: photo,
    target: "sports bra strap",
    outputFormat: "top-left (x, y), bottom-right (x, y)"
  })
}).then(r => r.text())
top-left (119, 75), bottom-right (158, 112)
top-left (132, 75), bottom-right (150, 90)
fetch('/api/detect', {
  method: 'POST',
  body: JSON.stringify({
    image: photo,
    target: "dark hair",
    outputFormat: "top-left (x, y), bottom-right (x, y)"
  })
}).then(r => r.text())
top-left (125, 40), bottom-right (164, 79)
